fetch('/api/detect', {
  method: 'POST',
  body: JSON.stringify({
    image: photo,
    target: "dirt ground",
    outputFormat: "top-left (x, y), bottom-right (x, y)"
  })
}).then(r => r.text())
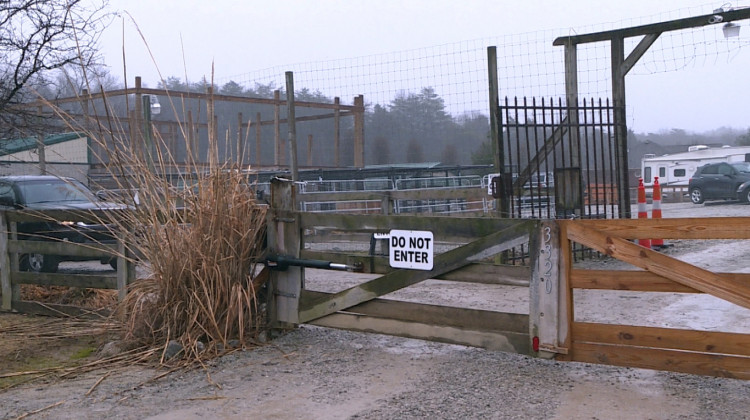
top-left (1, 201), bottom-right (750, 419)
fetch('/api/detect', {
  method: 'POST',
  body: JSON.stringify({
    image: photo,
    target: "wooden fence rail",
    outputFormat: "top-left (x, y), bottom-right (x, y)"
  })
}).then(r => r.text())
top-left (556, 217), bottom-right (750, 379)
top-left (0, 209), bottom-right (135, 316)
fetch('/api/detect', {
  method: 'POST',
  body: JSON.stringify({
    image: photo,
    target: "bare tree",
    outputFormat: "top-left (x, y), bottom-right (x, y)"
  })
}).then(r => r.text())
top-left (0, 0), bottom-right (109, 137)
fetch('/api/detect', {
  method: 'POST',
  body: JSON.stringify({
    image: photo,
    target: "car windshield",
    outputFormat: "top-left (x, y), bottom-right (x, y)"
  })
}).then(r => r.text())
top-left (18, 180), bottom-right (96, 205)
top-left (731, 162), bottom-right (750, 173)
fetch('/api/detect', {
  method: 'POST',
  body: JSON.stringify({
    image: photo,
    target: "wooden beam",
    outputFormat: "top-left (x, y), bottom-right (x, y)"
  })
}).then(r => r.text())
top-left (303, 290), bottom-right (529, 333)
top-left (562, 217), bottom-right (750, 240)
top-left (621, 33), bottom-right (660, 76)
top-left (310, 312), bottom-right (530, 354)
top-left (300, 212), bottom-right (529, 238)
top-left (553, 8), bottom-right (750, 46)
top-left (571, 269), bottom-right (750, 292)
top-left (571, 269), bottom-right (700, 292)
top-left (9, 240), bottom-right (117, 258)
top-left (298, 222), bottom-right (532, 323)
top-left (565, 222), bottom-right (750, 310)
top-left (13, 272), bottom-right (117, 289)
top-left (300, 250), bottom-right (530, 284)
top-left (571, 341), bottom-right (750, 379)
top-left (574, 322), bottom-right (750, 357)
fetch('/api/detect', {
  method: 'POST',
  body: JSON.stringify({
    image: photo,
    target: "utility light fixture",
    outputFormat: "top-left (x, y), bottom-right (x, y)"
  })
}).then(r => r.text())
top-left (723, 22), bottom-right (741, 38)
top-left (149, 95), bottom-right (161, 115)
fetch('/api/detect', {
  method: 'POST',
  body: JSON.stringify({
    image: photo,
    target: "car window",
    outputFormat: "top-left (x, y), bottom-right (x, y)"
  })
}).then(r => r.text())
top-left (0, 182), bottom-right (14, 203)
top-left (731, 162), bottom-right (750, 173)
top-left (700, 165), bottom-right (718, 175)
top-left (718, 164), bottom-right (734, 176)
top-left (18, 180), bottom-right (96, 204)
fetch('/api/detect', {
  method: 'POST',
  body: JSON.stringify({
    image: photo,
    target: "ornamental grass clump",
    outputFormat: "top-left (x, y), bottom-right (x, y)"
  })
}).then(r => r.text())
top-left (59, 82), bottom-right (272, 362)
top-left (118, 168), bottom-right (268, 360)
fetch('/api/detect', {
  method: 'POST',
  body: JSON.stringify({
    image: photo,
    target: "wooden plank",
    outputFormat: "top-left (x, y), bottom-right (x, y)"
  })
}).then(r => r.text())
top-left (298, 221), bottom-right (533, 323)
top-left (530, 221), bottom-right (563, 358)
top-left (561, 217), bottom-right (750, 240)
top-left (302, 290), bottom-right (529, 333)
top-left (13, 271), bottom-right (118, 289)
top-left (9, 300), bottom-right (111, 318)
top-left (572, 270), bottom-right (750, 292)
top-left (557, 220), bottom-right (574, 361)
top-left (299, 250), bottom-right (530, 284)
top-left (299, 187), bottom-right (487, 202)
top-left (0, 212), bottom-right (10, 310)
top-left (571, 341), bottom-right (750, 380)
top-left (309, 312), bottom-right (530, 354)
top-left (574, 322), bottom-right (750, 357)
top-left (565, 221), bottom-right (750, 311)
top-left (300, 212), bottom-right (527, 238)
top-left (571, 269), bottom-right (700, 293)
top-left (9, 240), bottom-right (117, 258)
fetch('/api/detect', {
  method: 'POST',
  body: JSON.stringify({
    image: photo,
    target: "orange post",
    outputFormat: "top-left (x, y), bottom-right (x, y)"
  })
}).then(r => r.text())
top-left (651, 176), bottom-right (664, 248)
top-left (637, 178), bottom-right (651, 249)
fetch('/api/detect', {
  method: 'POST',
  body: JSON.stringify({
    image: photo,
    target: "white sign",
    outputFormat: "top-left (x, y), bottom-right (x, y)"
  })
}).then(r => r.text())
top-left (389, 229), bottom-right (434, 270)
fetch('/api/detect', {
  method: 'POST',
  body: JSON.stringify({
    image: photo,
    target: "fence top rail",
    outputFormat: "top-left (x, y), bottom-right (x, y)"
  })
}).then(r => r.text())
top-left (559, 217), bottom-right (750, 240)
top-left (296, 211), bottom-right (537, 237)
top-left (1, 208), bottom-right (131, 224)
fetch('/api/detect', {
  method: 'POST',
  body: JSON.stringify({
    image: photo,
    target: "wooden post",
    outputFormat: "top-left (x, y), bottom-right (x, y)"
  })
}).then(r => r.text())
top-left (267, 178), bottom-right (302, 327)
top-left (237, 112), bottom-right (244, 165)
top-left (134, 77), bottom-right (143, 158)
top-left (285, 72), bottom-right (299, 180)
top-left (187, 110), bottom-right (196, 164)
top-left (611, 36), bottom-right (632, 218)
top-left (307, 134), bottom-right (313, 167)
top-left (334, 97), bottom-right (341, 167)
top-left (529, 221), bottom-right (565, 359)
top-left (353, 95), bottom-right (365, 167)
top-left (255, 112), bottom-right (262, 168)
top-left (564, 42), bottom-right (582, 217)
top-left (274, 90), bottom-right (282, 166)
top-left (116, 226), bottom-right (135, 302)
top-left (0, 212), bottom-right (11, 311)
top-left (487, 46), bottom-right (508, 217)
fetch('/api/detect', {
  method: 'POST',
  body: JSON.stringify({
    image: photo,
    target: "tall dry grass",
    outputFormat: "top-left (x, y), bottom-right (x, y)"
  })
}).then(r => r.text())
top-left (49, 82), bottom-right (270, 361)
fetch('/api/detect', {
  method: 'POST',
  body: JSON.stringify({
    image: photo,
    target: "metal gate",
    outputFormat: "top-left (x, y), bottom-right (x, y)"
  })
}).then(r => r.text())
top-left (498, 97), bottom-right (624, 219)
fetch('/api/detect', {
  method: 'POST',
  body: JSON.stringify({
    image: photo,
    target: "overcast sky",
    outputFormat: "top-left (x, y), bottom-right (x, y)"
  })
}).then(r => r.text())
top-left (99, 1), bottom-right (750, 134)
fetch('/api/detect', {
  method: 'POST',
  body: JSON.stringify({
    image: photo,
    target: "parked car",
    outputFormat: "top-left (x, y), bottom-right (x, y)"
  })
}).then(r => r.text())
top-left (0, 175), bottom-right (126, 272)
top-left (688, 162), bottom-right (750, 204)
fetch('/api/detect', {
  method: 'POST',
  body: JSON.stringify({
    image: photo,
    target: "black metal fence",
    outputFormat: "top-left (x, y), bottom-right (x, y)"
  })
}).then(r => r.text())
top-left (498, 97), bottom-right (623, 220)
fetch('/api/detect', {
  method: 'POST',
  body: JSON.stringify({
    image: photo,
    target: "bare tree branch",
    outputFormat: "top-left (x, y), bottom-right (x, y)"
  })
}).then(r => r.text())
top-left (0, 0), bottom-right (110, 137)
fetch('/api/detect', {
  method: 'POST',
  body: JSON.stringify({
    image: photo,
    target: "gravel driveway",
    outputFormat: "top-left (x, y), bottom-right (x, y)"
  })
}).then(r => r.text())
top-left (2, 201), bottom-right (750, 419)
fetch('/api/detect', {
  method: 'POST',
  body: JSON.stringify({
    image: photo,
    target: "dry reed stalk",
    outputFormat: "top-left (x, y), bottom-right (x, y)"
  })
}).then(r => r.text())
top-left (68, 78), bottom-right (270, 363)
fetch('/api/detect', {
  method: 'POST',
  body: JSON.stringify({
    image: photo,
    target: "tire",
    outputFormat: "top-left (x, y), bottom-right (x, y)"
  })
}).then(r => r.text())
top-left (743, 188), bottom-right (750, 203)
top-left (21, 253), bottom-right (60, 273)
top-left (690, 187), bottom-right (705, 204)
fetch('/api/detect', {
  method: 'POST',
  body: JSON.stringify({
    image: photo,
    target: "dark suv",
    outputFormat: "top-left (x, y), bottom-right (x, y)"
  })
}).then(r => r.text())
top-left (0, 175), bottom-right (124, 272)
top-left (688, 162), bottom-right (750, 204)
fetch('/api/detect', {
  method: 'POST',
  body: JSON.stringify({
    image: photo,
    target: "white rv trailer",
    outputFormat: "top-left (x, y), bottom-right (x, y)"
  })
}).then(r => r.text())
top-left (641, 145), bottom-right (750, 187)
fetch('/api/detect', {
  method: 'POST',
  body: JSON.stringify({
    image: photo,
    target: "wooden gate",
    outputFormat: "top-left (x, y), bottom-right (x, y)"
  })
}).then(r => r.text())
top-left (267, 177), bottom-right (538, 353)
top-left (550, 217), bottom-right (750, 379)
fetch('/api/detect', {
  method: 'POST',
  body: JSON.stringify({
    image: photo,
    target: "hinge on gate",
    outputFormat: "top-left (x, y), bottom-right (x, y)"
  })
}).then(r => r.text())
top-left (538, 344), bottom-right (569, 354)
